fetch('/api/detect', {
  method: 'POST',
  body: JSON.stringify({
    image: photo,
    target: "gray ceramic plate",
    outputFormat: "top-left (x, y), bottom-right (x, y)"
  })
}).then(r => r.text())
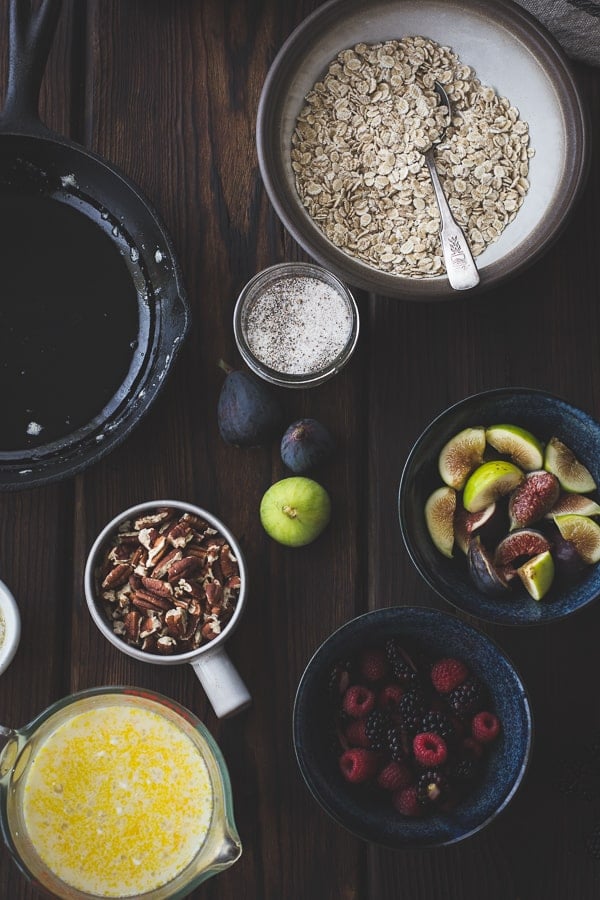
top-left (257, 0), bottom-right (589, 299)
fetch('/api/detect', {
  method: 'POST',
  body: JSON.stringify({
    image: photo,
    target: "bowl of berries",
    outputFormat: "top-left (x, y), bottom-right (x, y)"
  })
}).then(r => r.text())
top-left (293, 606), bottom-right (531, 848)
top-left (399, 387), bottom-right (600, 626)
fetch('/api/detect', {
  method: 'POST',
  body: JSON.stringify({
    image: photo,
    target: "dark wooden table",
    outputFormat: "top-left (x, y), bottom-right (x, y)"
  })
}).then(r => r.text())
top-left (1, 1), bottom-right (600, 898)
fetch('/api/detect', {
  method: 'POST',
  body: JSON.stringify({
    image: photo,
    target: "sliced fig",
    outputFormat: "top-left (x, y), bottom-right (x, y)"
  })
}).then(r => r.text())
top-left (550, 529), bottom-right (587, 580)
top-left (546, 492), bottom-right (600, 519)
top-left (425, 486), bottom-right (457, 558)
top-left (517, 550), bottom-right (555, 601)
top-left (554, 514), bottom-right (600, 565)
top-left (544, 437), bottom-right (596, 493)
top-left (494, 528), bottom-right (551, 570)
top-left (485, 424), bottom-right (544, 471)
top-left (462, 460), bottom-right (524, 513)
top-left (454, 502), bottom-right (497, 554)
top-left (468, 536), bottom-right (510, 596)
top-left (508, 470), bottom-right (560, 530)
top-left (438, 427), bottom-right (486, 490)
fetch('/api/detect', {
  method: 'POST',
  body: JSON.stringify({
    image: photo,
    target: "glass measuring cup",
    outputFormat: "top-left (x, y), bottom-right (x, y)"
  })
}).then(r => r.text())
top-left (0, 687), bottom-right (242, 898)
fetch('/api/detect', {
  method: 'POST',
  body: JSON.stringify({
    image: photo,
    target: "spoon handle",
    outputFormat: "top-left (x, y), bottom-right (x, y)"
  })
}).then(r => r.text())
top-left (425, 149), bottom-right (480, 291)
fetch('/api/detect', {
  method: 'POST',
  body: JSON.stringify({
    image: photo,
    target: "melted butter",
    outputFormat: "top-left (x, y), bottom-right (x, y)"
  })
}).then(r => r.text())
top-left (22, 705), bottom-right (213, 897)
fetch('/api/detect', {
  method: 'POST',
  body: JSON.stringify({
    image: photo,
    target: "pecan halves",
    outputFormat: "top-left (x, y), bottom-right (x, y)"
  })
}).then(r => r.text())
top-left (94, 506), bottom-right (242, 656)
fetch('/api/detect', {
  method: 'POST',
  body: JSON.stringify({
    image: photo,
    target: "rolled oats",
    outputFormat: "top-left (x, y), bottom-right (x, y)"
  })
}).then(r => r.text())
top-left (291, 37), bottom-right (534, 278)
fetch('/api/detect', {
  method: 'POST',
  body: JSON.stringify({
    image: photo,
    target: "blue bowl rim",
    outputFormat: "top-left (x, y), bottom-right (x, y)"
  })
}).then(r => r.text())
top-left (398, 386), bottom-right (600, 627)
top-left (293, 605), bottom-right (533, 849)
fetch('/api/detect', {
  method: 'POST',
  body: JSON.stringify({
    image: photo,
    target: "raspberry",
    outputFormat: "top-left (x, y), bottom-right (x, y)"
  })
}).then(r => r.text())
top-left (377, 761), bottom-right (413, 791)
top-left (342, 684), bottom-right (376, 719)
top-left (377, 683), bottom-right (405, 711)
top-left (471, 711), bottom-right (501, 743)
top-left (339, 748), bottom-right (378, 784)
top-left (392, 785), bottom-right (421, 816)
top-left (344, 718), bottom-right (370, 749)
top-left (462, 736), bottom-right (484, 761)
top-left (430, 658), bottom-right (469, 694)
top-left (359, 647), bottom-right (389, 683)
top-left (413, 732), bottom-right (448, 768)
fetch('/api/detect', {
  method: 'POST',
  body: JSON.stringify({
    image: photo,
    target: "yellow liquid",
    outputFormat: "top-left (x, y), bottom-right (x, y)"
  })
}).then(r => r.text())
top-left (22, 704), bottom-right (213, 897)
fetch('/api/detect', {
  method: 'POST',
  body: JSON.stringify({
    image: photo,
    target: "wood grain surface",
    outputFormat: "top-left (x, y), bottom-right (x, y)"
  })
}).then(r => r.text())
top-left (1, 2), bottom-right (600, 898)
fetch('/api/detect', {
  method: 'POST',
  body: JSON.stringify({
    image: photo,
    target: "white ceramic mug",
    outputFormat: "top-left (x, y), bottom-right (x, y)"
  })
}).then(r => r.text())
top-left (84, 500), bottom-right (251, 718)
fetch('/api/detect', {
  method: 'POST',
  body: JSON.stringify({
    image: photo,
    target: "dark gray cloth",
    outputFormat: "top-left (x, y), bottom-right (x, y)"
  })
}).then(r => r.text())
top-left (515, 0), bottom-right (600, 65)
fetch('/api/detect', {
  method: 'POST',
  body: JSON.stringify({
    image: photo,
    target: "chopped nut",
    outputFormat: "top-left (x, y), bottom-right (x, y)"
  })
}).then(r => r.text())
top-left (101, 563), bottom-right (133, 590)
top-left (94, 507), bottom-right (242, 656)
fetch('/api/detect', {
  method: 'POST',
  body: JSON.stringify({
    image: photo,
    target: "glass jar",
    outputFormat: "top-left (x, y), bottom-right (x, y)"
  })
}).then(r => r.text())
top-left (233, 262), bottom-right (359, 388)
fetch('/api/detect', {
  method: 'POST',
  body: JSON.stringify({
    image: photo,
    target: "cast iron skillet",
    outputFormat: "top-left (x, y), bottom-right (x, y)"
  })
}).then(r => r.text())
top-left (0, 0), bottom-right (190, 490)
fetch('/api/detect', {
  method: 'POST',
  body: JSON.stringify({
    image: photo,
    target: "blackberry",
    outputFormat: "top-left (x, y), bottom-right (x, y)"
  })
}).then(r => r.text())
top-left (385, 638), bottom-right (419, 686)
top-left (398, 688), bottom-right (427, 735)
top-left (387, 725), bottom-right (408, 762)
top-left (327, 659), bottom-right (354, 703)
top-left (586, 820), bottom-right (600, 861)
top-left (420, 711), bottom-right (455, 744)
top-left (446, 676), bottom-right (487, 717)
top-left (416, 770), bottom-right (449, 807)
top-left (364, 710), bottom-right (391, 751)
top-left (575, 759), bottom-right (600, 803)
top-left (555, 757), bottom-right (583, 796)
top-left (447, 756), bottom-right (480, 784)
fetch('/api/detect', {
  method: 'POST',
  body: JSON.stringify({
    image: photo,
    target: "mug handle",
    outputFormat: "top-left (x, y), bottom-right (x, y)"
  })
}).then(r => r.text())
top-left (189, 648), bottom-right (251, 719)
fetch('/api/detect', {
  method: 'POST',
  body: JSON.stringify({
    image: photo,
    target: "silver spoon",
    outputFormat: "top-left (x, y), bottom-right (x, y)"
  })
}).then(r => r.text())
top-left (424, 82), bottom-right (480, 291)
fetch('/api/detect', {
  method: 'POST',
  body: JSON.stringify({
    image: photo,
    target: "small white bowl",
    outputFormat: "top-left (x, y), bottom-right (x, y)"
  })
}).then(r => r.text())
top-left (0, 579), bottom-right (21, 676)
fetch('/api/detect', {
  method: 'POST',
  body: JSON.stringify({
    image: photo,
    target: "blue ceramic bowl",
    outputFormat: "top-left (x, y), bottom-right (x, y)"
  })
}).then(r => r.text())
top-left (293, 606), bottom-right (532, 849)
top-left (399, 388), bottom-right (600, 626)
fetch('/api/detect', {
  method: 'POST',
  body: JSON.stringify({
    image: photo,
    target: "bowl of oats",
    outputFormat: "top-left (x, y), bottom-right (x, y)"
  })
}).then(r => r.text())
top-left (257, 0), bottom-right (589, 298)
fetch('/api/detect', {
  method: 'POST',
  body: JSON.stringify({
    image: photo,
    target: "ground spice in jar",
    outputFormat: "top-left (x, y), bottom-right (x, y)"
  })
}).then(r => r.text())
top-left (243, 275), bottom-right (354, 376)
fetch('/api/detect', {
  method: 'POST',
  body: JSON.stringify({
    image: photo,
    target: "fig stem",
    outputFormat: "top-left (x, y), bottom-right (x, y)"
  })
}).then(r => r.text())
top-left (218, 359), bottom-right (234, 375)
top-left (282, 505), bottom-right (297, 519)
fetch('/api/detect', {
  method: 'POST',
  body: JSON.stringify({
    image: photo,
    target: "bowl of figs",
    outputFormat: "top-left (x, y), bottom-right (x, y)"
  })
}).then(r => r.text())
top-left (398, 388), bottom-right (600, 625)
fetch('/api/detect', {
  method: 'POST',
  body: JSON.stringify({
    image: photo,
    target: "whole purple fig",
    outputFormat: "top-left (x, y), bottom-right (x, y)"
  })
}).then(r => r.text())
top-left (217, 367), bottom-right (283, 447)
top-left (280, 418), bottom-right (335, 474)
